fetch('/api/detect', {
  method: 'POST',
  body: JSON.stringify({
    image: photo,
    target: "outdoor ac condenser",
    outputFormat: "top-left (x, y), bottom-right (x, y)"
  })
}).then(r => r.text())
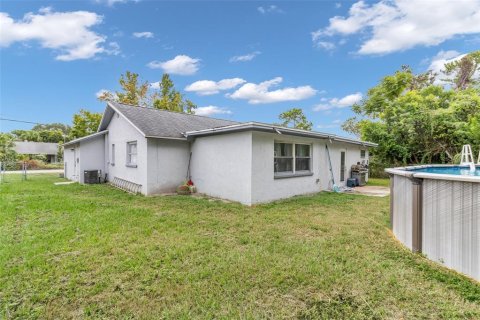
top-left (84, 170), bottom-right (101, 184)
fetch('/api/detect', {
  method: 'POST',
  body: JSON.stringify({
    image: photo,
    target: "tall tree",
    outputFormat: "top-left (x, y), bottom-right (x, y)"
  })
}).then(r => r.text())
top-left (98, 71), bottom-right (150, 106)
top-left (278, 108), bottom-right (313, 130)
top-left (343, 56), bottom-right (480, 171)
top-left (152, 74), bottom-right (197, 113)
top-left (98, 72), bottom-right (196, 113)
top-left (443, 51), bottom-right (480, 90)
top-left (69, 109), bottom-right (102, 140)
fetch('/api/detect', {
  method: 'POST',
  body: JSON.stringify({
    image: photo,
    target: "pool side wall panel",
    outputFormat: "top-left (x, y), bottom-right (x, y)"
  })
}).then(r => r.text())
top-left (392, 175), bottom-right (413, 250)
top-left (422, 179), bottom-right (480, 281)
top-left (387, 166), bottom-right (480, 282)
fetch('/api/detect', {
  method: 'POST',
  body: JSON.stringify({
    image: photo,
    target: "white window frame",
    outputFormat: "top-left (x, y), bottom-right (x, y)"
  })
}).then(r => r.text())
top-left (126, 141), bottom-right (137, 167)
top-left (111, 144), bottom-right (115, 166)
top-left (274, 142), bottom-right (312, 178)
top-left (295, 143), bottom-right (312, 173)
top-left (360, 149), bottom-right (366, 159)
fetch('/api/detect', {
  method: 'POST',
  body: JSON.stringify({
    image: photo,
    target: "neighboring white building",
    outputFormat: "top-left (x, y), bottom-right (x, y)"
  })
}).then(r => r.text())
top-left (14, 141), bottom-right (59, 163)
top-left (64, 102), bottom-right (376, 205)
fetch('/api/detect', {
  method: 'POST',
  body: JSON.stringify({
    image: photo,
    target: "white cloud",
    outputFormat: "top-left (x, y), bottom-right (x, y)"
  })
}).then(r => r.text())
top-left (426, 50), bottom-right (480, 85)
top-left (313, 0), bottom-right (480, 54)
top-left (105, 41), bottom-right (121, 56)
top-left (195, 106), bottom-right (232, 116)
top-left (95, 0), bottom-right (137, 6)
top-left (150, 81), bottom-right (160, 89)
top-left (185, 78), bottom-right (246, 95)
top-left (317, 119), bottom-right (343, 129)
top-left (133, 31), bottom-right (153, 38)
top-left (229, 51), bottom-right (261, 62)
top-left (96, 89), bottom-right (111, 98)
top-left (0, 8), bottom-right (111, 61)
top-left (427, 50), bottom-right (464, 75)
top-left (315, 41), bottom-right (336, 51)
top-left (313, 92), bottom-right (362, 111)
top-left (257, 5), bottom-right (283, 14)
top-left (147, 55), bottom-right (200, 75)
top-left (228, 77), bottom-right (317, 104)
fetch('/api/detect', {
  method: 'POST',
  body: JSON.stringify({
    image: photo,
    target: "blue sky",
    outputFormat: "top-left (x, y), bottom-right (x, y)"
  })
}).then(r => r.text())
top-left (1, 0), bottom-right (479, 135)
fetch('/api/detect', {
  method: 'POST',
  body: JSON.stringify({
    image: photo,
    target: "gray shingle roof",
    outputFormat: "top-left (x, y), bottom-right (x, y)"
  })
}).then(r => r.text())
top-left (104, 102), bottom-right (240, 138)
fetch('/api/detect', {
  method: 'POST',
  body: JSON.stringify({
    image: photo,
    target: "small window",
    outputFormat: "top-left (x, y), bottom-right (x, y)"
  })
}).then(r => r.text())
top-left (360, 150), bottom-right (366, 158)
top-left (126, 141), bottom-right (137, 167)
top-left (111, 144), bottom-right (115, 166)
top-left (274, 143), bottom-right (293, 173)
top-left (295, 144), bottom-right (311, 171)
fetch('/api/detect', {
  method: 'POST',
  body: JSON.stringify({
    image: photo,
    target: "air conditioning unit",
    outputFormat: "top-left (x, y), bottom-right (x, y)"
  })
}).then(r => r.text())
top-left (84, 170), bottom-right (101, 184)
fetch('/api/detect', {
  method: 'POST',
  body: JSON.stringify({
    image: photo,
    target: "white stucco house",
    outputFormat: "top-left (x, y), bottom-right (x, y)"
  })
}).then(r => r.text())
top-left (64, 102), bottom-right (376, 205)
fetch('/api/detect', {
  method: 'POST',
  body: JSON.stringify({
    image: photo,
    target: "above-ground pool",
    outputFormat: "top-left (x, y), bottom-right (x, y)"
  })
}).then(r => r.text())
top-left (385, 165), bottom-right (480, 281)
top-left (409, 165), bottom-right (480, 176)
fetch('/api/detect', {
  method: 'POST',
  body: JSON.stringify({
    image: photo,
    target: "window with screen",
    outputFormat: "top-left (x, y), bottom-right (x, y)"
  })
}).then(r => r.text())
top-left (274, 142), bottom-right (311, 176)
top-left (126, 141), bottom-right (137, 167)
top-left (274, 143), bottom-right (293, 174)
top-left (295, 144), bottom-right (311, 172)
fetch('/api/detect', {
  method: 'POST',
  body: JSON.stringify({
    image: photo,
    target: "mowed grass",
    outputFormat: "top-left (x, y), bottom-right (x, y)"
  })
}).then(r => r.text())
top-left (366, 178), bottom-right (390, 187)
top-left (1, 174), bottom-right (479, 319)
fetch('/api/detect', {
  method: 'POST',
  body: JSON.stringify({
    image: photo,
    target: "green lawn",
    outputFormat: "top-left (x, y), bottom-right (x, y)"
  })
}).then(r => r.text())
top-left (366, 178), bottom-right (390, 187)
top-left (1, 174), bottom-right (479, 319)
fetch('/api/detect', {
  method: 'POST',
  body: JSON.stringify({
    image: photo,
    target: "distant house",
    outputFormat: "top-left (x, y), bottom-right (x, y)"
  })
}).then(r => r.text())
top-left (14, 141), bottom-right (59, 163)
top-left (64, 102), bottom-right (376, 205)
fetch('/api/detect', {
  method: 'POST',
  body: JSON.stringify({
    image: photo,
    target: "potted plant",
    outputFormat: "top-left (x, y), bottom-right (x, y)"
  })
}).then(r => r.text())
top-left (186, 179), bottom-right (196, 193)
top-left (176, 184), bottom-right (191, 195)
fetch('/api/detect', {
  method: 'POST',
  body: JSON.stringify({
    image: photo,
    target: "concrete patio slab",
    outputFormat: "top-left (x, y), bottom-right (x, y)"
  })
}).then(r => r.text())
top-left (353, 185), bottom-right (390, 197)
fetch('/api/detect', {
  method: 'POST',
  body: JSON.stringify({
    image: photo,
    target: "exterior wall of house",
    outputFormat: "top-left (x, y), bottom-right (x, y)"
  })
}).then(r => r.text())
top-left (250, 132), bottom-right (370, 204)
top-left (146, 138), bottom-right (190, 194)
top-left (105, 112), bottom-right (148, 194)
top-left (251, 132), bottom-right (323, 204)
top-left (77, 136), bottom-right (106, 183)
top-left (327, 141), bottom-right (369, 187)
top-left (190, 131), bottom-right (253, 205)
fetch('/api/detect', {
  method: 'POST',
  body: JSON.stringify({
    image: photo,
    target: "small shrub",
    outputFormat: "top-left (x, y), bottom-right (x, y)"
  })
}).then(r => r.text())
top-left (176, 185), bottom-right (191, 195)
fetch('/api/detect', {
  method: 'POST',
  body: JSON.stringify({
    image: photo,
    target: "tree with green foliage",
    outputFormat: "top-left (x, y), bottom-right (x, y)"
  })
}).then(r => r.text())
top-left (32, 123), bottom-right (71, 135)
top-left (11, 129), bottom-right (65, 143)
top-left (443, 51), bottom-right (480, 90)
top-left (69, 109), bottom-right (102, 140)
top-left (0, 133), bottom-right (17, 165)
top-left (342, 51), bottom-right (480, 175)
top-left (11, 130), bottom-right (41, 142)
top-left (98, 71), bottom-right (150, 106)
top-left (278, 108), bottom-right (313, 130)
top-left (152, 74), bottom-right (196, 113)
top-left (98, 72), bottom-right (196, 113)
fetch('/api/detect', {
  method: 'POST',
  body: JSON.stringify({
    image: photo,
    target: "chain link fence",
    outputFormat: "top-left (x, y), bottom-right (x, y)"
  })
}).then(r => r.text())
top-left (0, 161), bottom-right (64, 184)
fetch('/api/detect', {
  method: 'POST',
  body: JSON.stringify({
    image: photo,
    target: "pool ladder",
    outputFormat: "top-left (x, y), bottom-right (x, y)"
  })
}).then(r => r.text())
top-left (460, 144), bottom-right (476, 172)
